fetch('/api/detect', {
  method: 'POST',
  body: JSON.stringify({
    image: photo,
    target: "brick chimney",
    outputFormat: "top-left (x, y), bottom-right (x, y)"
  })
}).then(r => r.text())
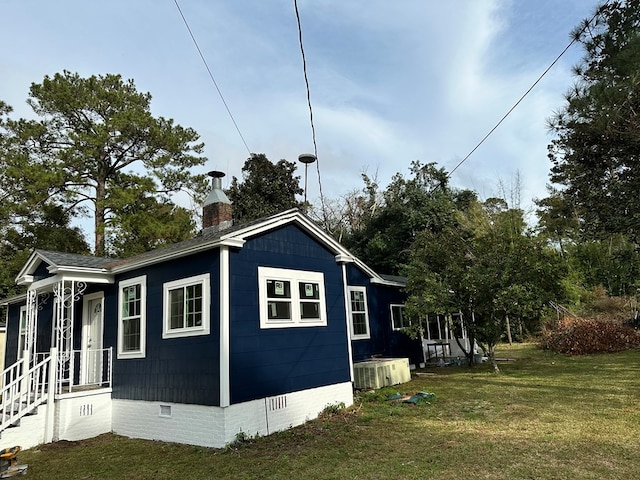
top-left (203, 171), bottom-right (233, 233)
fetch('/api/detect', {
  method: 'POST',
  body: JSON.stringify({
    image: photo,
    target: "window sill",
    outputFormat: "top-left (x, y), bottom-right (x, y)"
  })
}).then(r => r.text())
top-left (162, 326), bottom-right (210, 339)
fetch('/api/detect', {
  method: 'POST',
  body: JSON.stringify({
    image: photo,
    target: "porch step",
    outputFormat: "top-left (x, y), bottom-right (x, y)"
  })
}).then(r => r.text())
top-left (0, 405), bottom-right (38, 417)
top-left (0, 399), bottom-right (40, 429)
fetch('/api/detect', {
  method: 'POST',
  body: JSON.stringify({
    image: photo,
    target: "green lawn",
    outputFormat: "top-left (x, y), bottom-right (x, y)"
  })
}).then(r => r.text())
top-left (20, 344), bottom-right (640, 479)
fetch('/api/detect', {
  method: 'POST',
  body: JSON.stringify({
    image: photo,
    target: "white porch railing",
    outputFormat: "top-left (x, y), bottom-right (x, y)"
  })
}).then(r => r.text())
top-left (1, 358), bottom-right (26, 398)
top-left (0, 347), bottom-right (113, 434)
top-left (40, 348), bottom-right (113, 395)
top-left (64, 348), bottom-right (113, 394)
top-left (0, 351), bottom-right (53, 432)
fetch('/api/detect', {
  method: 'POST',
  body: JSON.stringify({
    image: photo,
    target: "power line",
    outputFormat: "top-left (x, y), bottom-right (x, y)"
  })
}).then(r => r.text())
top-left (447, 0), bottom-right (610, 179)
top-left (173, 0), bottom-right (252, 156)
top-left (293, 0), bottom-right (327, 211)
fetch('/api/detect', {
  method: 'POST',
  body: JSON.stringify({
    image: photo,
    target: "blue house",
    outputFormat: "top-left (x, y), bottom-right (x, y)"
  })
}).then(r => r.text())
top-left (0, 173), bottom-right (420, 449)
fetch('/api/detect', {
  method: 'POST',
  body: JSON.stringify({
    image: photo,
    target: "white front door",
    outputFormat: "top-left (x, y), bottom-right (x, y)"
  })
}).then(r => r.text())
top-left (82, 293), bottom-right (104, 385)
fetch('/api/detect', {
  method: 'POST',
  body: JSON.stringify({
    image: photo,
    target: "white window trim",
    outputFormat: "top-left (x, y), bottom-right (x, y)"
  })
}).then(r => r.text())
top-left (348, 286), bottom-right (370, 340)
top-left (162, 273), bottom-right (211, 339)
top-left (117, 275), bottom-right (147, 359)
top-left (258, 267), bottom-right (327, 329)
top-left (391, 303), bottom-right (409, 331)
top-left (17, 306), bottom-right (27, 359)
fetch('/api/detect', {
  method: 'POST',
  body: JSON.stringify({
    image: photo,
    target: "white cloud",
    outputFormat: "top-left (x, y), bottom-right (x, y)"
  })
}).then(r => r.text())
top-left (0, 0), bottom-right (601, 218)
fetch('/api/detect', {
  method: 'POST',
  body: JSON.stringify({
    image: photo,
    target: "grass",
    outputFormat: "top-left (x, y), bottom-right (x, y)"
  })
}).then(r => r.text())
top-left (19, 343), bottom-right (640, 479)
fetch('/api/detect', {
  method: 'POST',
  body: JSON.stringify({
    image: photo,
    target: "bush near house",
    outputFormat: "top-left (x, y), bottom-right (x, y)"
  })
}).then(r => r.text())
top-left (540, 317), bottom-right (640, 355)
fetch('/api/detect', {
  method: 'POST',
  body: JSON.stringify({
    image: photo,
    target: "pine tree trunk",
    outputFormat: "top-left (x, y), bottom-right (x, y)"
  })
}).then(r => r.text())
top-left (94, 179), bottom-right (106, 256)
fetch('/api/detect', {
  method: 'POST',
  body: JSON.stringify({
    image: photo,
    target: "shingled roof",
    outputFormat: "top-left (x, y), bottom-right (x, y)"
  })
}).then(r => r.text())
top-left (13, 209), bottom-right (399, 289)
top-left (35, 249), bottom-right (117, 270)
top-left (26, 213), bottom-right (268, 273)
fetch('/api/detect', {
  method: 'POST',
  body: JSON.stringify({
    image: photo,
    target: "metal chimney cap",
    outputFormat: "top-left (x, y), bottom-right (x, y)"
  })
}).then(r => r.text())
top-left (298, 154), bottom-right (317, 164)
top-left (207, 170), bottom-right (226, 178)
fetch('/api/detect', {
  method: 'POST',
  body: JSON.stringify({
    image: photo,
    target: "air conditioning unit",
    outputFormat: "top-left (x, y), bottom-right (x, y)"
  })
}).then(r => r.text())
top-left (353, 358), bottom-right (411, 390)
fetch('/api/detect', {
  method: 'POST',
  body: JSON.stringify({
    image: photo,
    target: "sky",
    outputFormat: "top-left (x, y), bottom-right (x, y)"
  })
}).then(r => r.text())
top-left (1, 0), bottom-right (603, 222)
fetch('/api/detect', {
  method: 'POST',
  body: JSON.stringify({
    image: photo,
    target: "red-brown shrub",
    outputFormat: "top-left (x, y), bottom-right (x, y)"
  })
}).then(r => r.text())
top-left (540, 317), bottom-right (640, 355)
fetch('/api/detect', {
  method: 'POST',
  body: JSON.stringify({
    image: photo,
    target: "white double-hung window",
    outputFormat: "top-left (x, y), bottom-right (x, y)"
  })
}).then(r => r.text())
top-left (258, 267), bottom-right (327, 329)
top-left (118, 275), bottom-right (147, 359)
top-left (348, 287), bottom-right (370, 340)
top-left (162, 273), bottom-right (210, 338)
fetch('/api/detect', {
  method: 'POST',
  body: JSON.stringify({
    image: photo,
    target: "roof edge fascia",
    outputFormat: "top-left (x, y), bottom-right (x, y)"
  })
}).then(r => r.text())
top-left (110, 237), bottom-right (246, 274)
top-left (226, 210), bottom-right (353, 259)
top-left (15, 250), bottom-right (44, 283)
top-left (241, 210), bottom-right (399, 285)
top-left (0, 293), bottom-right (27, 306)
top-left (370, 277), bottom-right (407, 288)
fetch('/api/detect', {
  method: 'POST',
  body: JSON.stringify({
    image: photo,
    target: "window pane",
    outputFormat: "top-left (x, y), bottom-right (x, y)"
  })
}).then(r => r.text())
top-left (131, 285), bottom-right (141, 316)
top-left (352, 312), bottom-right (367, 335)
top-left (187, 310), bottom-right (202, 328)
top-left (299, 282), bottom-right (319, 300)
top-left (300, 301), bottom-right (320, 319)
top-left (350, 290), bottom-right (365, 313)
top-left (268, 301), bottom-right (291, 320)
top-left (123, 318), bottom-right (140, 351)
top-left (392, 306), bottom-right (407, 329)
top-left (184, 284), bottom-right (201, 328)
top-left (186, 284), bottom-right (202, 303)
top-left (170, 288), bottom-right (184, 330)
top-left (267, 280), bottom-right (291, 298)
top-left (18, 307), bottom-right (26, 357)
top-left (122, 284), bottom-right (141, 318)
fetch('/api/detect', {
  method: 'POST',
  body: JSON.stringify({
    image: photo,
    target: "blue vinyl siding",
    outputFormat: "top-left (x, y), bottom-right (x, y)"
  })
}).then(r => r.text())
top-left (3, 295), bottom-right (55, 366)
top-left (377, 285), bottom-right (423, 365)
top-left (4, 287), bottom-right (102, 366)
top-left (108, 251), bottom-right (221, 406)
top-left (36, 299), bottom-right (54, 354)
top-left (228, 224), bottom-right (351, 404)
top-left (4, 302), bottom-right (22, 365)
top-left (347, 265), bottom-right (387, 361)
top-left (346, 264), bottom-right (423, 365)
top-left (5, 214), bottom-right (426, 410)
top-left (32, 262), bottom-right (54, 282)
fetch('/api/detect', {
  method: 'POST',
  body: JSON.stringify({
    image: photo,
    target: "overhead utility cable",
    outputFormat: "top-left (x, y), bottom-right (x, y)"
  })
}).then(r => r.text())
top-left (294, 0), bottom-right (326, 209)
top-left (174, 0), bottom-right (252, 155)
top-left (447, 0), bottom-right (611, 178)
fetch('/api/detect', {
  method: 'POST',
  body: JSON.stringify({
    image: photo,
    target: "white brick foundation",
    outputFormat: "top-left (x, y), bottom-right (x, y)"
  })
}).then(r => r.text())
top-left (0, 389), bottom-right (112, 450)
top-left (55, 389), bottom-right (112, 442)
top-left (0, 406), bottom-right (47, 450)
top-left (112, 382), bottom-right (353, 448)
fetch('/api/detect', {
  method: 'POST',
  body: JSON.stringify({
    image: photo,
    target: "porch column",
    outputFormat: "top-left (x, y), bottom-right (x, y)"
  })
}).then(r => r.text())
top-left (44, 347), bottom-right (58, 443)
top-left (24, 288), bottom-right (38, 368)
top-left (53, 280), bottom-right (87, 393)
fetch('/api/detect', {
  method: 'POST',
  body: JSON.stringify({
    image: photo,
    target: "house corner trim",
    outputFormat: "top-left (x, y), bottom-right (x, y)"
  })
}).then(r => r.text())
top-left (219, 246), bottom-right (231, 407)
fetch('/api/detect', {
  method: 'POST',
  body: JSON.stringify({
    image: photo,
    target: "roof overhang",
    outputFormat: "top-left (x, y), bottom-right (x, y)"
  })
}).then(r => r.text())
top-left (16, 250), bottom-right (46, 285)
top-left (222, 209), bottom-right (345, 252)
top-left (13, 210), bottom-right (404, 289)
top-left (227, 209), bottom-right (400, 286)
top-left (370, 277), bottom-right (406, 288)
top-left (0, 293), bottom-right (27, 307)
top-left (16, 250), bottom-right (113, 286)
